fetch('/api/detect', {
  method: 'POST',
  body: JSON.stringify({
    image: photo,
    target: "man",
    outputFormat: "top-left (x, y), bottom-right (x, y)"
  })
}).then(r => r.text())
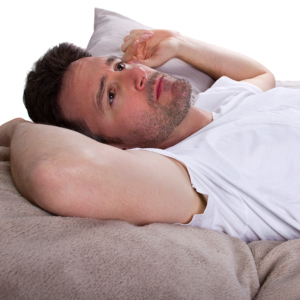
top-left (1, 30), bottom-right (299, 243)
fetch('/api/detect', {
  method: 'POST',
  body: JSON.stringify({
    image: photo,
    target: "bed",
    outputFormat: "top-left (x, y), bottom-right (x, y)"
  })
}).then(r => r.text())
top-left (1, 8), bottom-right (300, 300)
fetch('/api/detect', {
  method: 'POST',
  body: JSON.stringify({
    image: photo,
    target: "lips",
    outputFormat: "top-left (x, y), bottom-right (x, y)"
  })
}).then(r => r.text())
top-left (156, 77), bottom-right (164, 100)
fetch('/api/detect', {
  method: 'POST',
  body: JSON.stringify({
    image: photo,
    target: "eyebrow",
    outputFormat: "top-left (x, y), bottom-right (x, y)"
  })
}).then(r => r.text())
top-left (96, 56), bottom-right (118, 113)
top-left (106, 55), bottom-right (118, 66)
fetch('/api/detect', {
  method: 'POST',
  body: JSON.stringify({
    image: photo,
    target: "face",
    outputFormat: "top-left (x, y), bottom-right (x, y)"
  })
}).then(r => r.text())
top-left (60, 56), bottom-right (192, 148)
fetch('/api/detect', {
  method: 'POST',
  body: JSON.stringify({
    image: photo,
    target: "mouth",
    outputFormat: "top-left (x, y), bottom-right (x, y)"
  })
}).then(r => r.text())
top-left (156, 76), bottom-right (164, 100)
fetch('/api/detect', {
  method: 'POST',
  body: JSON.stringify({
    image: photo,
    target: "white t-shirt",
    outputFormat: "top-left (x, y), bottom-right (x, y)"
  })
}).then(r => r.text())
top-left (136, 76), bottom-right (300, 243)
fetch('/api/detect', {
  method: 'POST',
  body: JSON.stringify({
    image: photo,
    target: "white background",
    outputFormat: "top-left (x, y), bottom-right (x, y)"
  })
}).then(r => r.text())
top-left (1, 0), bottom-right (299, 125)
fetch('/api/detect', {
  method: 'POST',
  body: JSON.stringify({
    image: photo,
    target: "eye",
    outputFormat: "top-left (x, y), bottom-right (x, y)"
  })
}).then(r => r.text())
top-left (116, 61), bottom-right (125, 71)
top-left (108, 90), bottom-right (115, 105)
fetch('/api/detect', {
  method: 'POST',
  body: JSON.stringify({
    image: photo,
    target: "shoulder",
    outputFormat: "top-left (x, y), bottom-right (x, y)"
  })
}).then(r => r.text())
top-left (126, 149), bottom-right (203, 224)
top-left (205, 76), bottom-right (263, 94)
top-left (194, 76), bottom-right (263, 113)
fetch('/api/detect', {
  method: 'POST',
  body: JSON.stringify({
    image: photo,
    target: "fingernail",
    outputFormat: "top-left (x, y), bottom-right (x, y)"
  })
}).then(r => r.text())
top-left (132, 40), bottom-right (138, 48)
top-left (141, 34), bottom-right (149, 41)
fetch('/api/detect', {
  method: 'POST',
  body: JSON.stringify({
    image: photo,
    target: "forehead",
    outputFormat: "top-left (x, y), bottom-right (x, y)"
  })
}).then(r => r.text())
top-left (69, 55), bottom-right (117, 79)
top-left (65, 55), bottom-right (120, 97)
top-left (60, 56), bottom-right (117, 116)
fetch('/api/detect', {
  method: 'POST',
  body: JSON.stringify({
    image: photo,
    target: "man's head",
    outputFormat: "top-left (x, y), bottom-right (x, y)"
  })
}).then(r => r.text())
top-left (23, 43), bottom-right (105, 142)
top-left (24, 43), bottom-right (192, 149)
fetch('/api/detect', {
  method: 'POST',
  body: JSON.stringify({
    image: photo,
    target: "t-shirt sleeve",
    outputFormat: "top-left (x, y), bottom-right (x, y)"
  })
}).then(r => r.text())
top-left (194, 76), bottom-right (263, 112)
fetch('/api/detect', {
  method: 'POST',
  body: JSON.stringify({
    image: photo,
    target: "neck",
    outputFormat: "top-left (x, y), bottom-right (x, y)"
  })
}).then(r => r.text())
top-left (157, 107), bottom-right (213, 149)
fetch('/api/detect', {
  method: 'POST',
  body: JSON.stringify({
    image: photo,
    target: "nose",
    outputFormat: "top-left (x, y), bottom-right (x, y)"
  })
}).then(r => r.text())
top-left (127, 65), bottom-right (147, 91)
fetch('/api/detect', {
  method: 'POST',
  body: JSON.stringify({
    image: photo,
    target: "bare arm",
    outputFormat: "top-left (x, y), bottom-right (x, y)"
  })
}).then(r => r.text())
top-left (122, 30), bottom-right (275, 91)
top-left (1, 119), bottom-right (202, 225)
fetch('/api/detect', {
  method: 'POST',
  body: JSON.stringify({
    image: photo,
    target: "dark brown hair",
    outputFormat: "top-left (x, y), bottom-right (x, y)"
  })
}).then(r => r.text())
top-left (23, 43), bottom-right (107, 143)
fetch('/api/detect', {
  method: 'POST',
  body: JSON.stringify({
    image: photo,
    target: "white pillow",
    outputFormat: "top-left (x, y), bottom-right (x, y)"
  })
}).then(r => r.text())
top-left (86, 8), bottom-right (215, 102)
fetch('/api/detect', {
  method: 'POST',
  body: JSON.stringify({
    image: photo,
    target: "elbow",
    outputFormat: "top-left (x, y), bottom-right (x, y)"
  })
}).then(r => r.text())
top-left (267, 71), bottom-right (276, 90)
top-left (255, 71), bottom-right (276, 92)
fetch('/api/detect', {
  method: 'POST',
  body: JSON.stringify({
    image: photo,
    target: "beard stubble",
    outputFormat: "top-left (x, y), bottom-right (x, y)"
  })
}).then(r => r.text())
top-left (121, 71), bottom-right (192, 149)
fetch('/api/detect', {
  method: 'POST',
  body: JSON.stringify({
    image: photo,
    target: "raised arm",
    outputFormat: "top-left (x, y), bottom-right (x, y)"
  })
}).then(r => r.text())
top-left (0, 119), bottom-right (203, 225)
top-left (121, 29), bottom-right (275, 92)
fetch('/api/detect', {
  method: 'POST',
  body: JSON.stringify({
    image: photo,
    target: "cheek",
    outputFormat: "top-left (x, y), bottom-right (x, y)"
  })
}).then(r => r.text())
top-left (118, 103), bottom-right (149, 129)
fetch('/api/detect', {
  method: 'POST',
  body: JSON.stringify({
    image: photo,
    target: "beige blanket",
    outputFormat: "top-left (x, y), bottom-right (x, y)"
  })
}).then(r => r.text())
top-left (1, 146), bottom-right (299, 300)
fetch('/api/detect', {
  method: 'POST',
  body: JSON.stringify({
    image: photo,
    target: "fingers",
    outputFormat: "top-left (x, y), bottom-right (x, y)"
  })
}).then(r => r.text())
top-left (129, 29), bottom-right (154, 35)
top-left (121, 36), bottom-right (146, 53)
top-left (124, 30), bottom-right (153, 43)
top-left (123, 32), bottom-right (152, 43)
top-left (122, 31), bottom-right (154, 53)
top-left (122, 39), bottom-right (139, 63)
top-left (121, 34), bottom-right (152, 53)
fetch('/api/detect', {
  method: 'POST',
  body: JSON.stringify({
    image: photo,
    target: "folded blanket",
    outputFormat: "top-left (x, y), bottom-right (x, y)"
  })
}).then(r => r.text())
top-left (0, 146), bottom-right (299, 300)
top-left (249, 239), bottom-right (300, 300)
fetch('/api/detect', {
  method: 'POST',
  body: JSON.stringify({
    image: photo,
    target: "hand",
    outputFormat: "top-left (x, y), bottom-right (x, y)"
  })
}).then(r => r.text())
top-left (121, 29), bottom-right (181, 68)
top-left (0, 118), bottom-right (27, 147)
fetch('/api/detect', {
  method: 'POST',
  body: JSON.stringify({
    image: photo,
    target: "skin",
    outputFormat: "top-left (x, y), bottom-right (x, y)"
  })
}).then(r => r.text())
top-left (0, 29), bottom-right (275, 227)
top-left (60, 56), bottom-right (213, 149)
top-left (59, 29), bottom-right (274, 150)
